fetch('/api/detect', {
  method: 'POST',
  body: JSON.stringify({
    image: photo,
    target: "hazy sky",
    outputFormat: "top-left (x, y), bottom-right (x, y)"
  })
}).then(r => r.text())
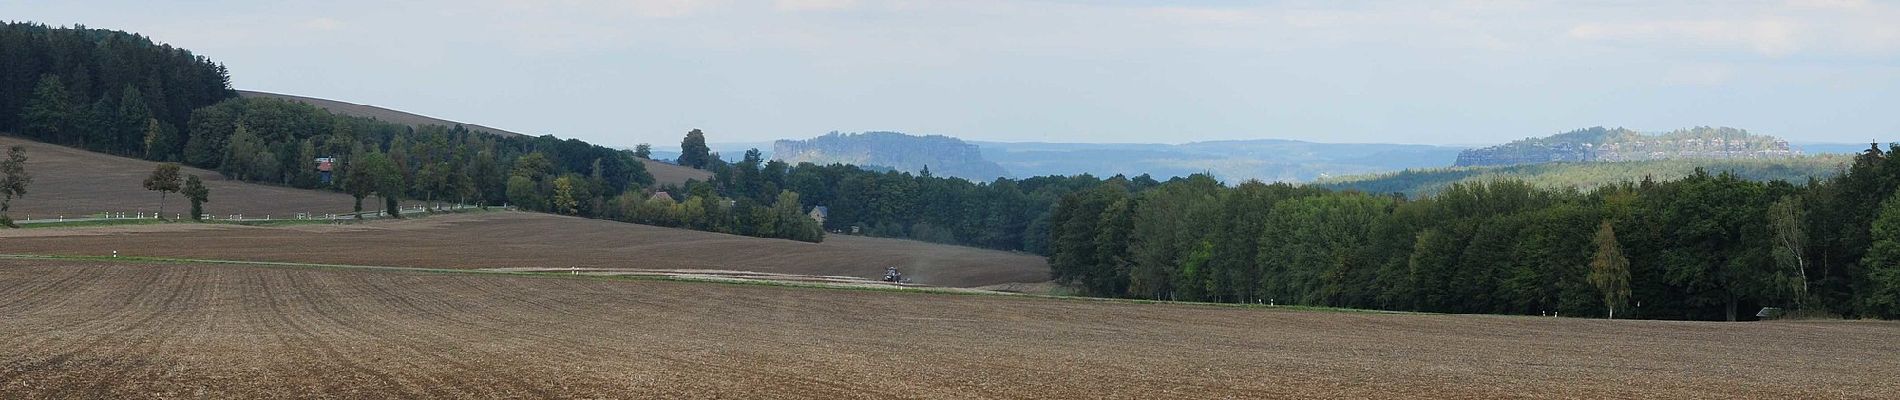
top-left (11, 0), bottom-right (1898, 147)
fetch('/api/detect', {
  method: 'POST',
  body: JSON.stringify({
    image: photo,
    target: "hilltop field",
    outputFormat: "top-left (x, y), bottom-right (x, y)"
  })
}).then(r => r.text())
top-left (0, 136), bottom-right (376, 219)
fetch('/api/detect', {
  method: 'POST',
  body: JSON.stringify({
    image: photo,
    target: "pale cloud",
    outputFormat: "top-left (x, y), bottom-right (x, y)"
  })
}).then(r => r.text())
top-left (299, 17), bottom-right (343, 31)
top-left (1662, 64), bottom-right (1736, 87)
top-left (1569, 19), bottom-right (1804, 57)
top-left (1144, 6), bottom-right (1264, 25)
top-left (491, 0), bottom-right (726, 19)
top-left (1786, 0), bottom-right (1867, 9)
top-left (774, 0), bottom-right (857, 12)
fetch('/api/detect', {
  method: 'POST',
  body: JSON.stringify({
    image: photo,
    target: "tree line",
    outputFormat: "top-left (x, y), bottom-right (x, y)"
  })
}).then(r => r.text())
top-left (1039, 145), bottom-right (1900, 321)
top-left (1, 22), bottom-right (234, 157)
top-left (664, 136), bottom-right (1115, 251)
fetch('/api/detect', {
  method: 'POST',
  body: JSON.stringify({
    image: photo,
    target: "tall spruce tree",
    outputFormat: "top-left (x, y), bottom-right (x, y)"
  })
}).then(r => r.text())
top-left (1858, 191), bottom-right (1900, 318)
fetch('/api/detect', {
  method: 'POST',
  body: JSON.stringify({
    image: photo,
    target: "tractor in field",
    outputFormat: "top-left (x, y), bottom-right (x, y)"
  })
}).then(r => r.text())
top-left (882, 266), bottom-right (910, 284)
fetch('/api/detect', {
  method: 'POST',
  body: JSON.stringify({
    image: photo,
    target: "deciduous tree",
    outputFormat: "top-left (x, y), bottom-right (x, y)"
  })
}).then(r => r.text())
top-left (143, 163), bottom-right (183, 219)
top-left (0, 145), bottom-right (30, 222)
top-left (182, 175), bottom-right (209, 221)
top-left (1588, 221), bottom-right (1632, 319)
top-left (678, 129), bottom-right (711, 169)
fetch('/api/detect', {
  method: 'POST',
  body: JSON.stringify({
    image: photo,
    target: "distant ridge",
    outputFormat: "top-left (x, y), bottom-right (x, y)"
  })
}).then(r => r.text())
top-left (775, 132), bottom-right (1010, 180)
top-left (237, 90), bottom-right (526, 137)
top-left (1454, 126), bottom-right (1799, 167)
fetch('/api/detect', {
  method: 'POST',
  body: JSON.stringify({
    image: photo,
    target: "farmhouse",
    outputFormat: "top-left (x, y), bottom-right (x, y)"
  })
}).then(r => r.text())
top-left (808, 206), bottom-right (828, 225)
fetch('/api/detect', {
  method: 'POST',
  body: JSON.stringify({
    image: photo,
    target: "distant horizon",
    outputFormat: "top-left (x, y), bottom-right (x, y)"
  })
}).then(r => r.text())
top-left (238, 87), bottom-right (1889, 151)
top-left (16, 0), bottom-right (1894, 146)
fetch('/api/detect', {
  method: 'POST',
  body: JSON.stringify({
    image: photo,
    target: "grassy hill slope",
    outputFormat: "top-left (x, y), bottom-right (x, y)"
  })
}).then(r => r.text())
top-left (0, 136), bottom-right (388, 219)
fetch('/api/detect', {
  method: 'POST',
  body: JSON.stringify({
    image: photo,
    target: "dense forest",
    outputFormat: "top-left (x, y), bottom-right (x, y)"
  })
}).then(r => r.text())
top-left (671, 143), bottom-right (1117, 252)
top-left (1320, 155), bottom-right (1850, 197)
top-left (0, 22), bottom-right (235, 157)
top-left (1040, 144), bottom-right (1900, 321)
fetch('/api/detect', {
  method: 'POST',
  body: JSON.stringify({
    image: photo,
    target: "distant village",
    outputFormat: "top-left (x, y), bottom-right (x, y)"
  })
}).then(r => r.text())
top-left (1455, 130), bottom-right (1801, 167)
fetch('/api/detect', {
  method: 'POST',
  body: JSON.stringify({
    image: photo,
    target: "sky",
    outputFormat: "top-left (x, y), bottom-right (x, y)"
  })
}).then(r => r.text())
top-left (9, 0), bottom-right (1899, 147)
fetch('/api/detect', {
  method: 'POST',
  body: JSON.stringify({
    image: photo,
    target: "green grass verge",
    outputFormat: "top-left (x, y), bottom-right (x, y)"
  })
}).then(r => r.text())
top-left (15, 218), bottom-right (169, 229)
top-left (9, 207), bottom-right (506, 229)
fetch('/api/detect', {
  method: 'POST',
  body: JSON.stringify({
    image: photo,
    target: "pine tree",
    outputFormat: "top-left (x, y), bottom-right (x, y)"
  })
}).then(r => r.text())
top-left (1858, 191), bottom-right (1900, 318)
top-left (21, 75), bottom-right (74, 143)
top-left (115, 86), bottom-right (151, 155)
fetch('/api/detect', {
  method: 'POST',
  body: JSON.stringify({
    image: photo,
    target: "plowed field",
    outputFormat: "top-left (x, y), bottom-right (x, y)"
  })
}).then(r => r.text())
top-left (0, 211), bottom-right (1049, 288)
top-left (1, 259), bottom-right (1894, 399)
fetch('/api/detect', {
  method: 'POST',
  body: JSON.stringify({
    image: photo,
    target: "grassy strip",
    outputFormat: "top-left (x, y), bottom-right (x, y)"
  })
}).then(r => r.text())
top-left (0, 253), bottom-right (1404, 314)
top-left (10, 207), bottom-right (507, 229)
top-left (15, 218), bottom-right (170, 229)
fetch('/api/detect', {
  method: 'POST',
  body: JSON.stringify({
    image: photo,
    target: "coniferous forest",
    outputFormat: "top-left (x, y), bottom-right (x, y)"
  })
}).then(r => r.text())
top-left (1036, 149), bottom-right (1900, 321)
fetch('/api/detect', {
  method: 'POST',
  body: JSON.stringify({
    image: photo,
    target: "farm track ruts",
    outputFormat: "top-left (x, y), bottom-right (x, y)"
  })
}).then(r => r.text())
top-left (1, 260), bottom-right (1897, 398)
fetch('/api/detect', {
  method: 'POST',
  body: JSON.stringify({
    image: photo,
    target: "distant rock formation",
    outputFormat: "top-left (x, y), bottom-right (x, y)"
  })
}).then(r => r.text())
top-left (773, 132), bottom-right (1011, 180)
top-left (1454, 126), bottom-right (1799, 167)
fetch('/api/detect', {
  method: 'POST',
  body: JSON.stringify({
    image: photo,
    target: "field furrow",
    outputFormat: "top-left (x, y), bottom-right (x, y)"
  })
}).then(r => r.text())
top-left (1, 259), bottom-right (1896, 399)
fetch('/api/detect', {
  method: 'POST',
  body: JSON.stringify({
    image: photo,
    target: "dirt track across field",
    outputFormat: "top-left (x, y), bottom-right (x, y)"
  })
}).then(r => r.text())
top-left (0, 259), bottom-right (1894, 399)
top-left (0, 211), bottom-right (1049, 288)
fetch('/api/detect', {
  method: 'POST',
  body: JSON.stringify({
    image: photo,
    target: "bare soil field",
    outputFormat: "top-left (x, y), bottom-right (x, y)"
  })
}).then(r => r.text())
top-left (0, 136), bottom-right (393, 219)
top-left (238, 90), bottom-right (525, 137)
top-left (0, 259), bottom-right (1894, 399)
top-left (0, 211), bottom-right (1049, 287)
top-left (642, 158), bottom-right (714, 187)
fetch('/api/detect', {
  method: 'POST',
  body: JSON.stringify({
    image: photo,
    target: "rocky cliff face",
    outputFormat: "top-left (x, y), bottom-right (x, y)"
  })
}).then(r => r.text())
top-left (1455, 127), bottom-right (1799, 167)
